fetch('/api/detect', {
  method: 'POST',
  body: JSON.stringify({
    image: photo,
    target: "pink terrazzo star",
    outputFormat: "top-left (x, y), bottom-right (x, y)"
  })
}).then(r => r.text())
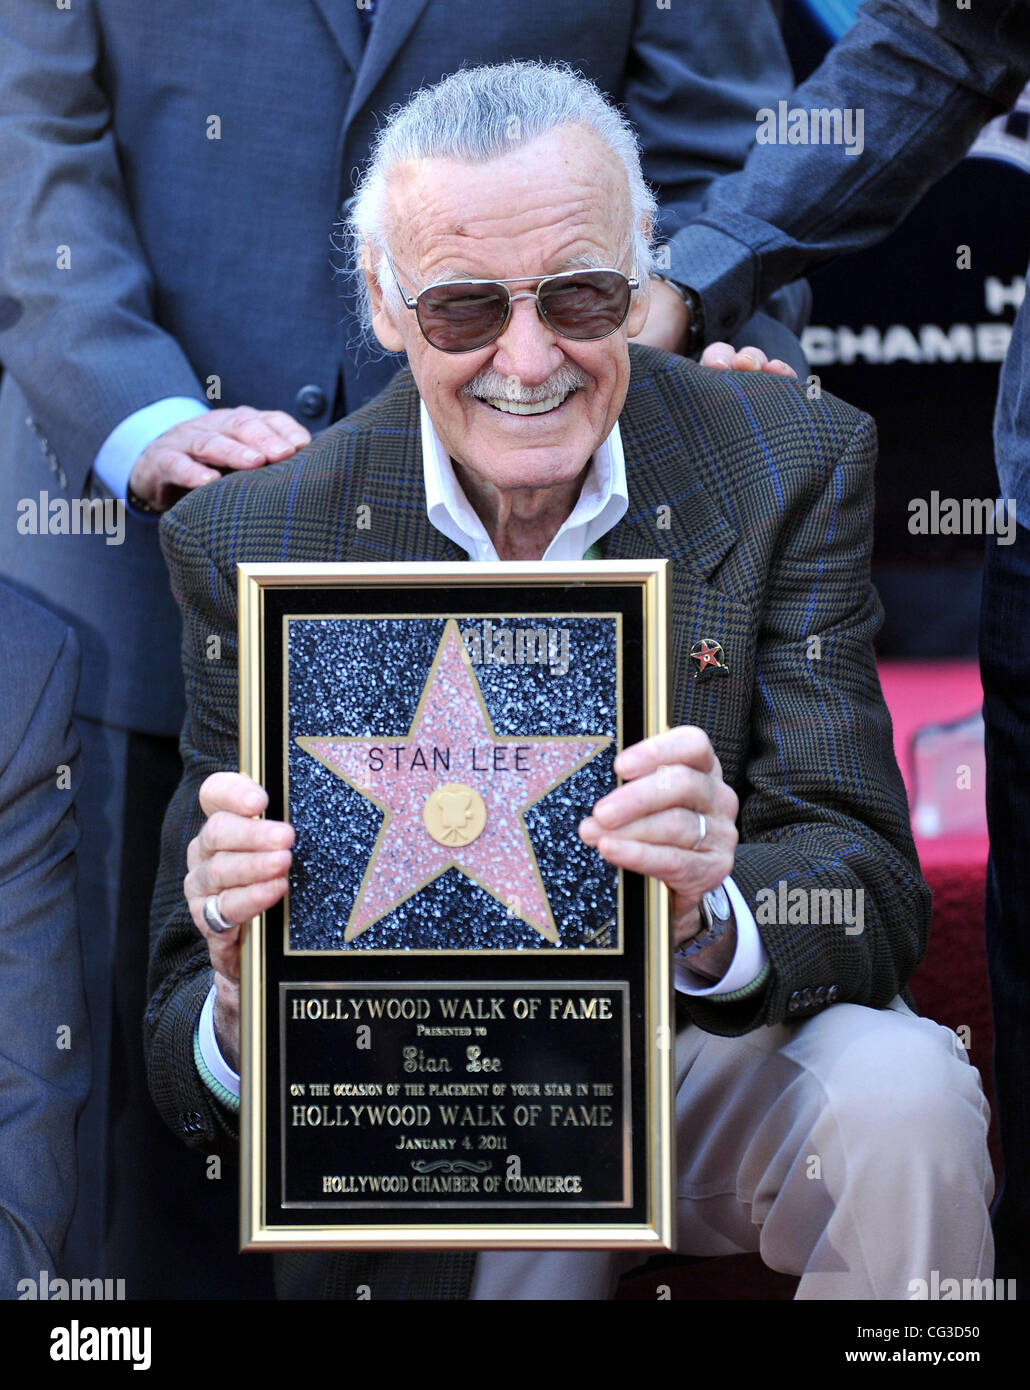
top-left (297, 620), bottom-right (609, 942)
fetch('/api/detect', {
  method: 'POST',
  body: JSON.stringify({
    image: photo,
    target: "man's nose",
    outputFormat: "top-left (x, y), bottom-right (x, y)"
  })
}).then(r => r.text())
top-left (490, 294), bottom-right (565, 386)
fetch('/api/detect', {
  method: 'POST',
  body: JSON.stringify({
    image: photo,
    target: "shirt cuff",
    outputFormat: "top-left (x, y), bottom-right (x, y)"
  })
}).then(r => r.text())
top-left (93, 396), bottom-right (209, 500)
top-left (667, 221), bottom-right (761, 348)
top-left (197, 981), bottom-right (240, 1108)
top-left (674, 874), bottom-right (769, 998)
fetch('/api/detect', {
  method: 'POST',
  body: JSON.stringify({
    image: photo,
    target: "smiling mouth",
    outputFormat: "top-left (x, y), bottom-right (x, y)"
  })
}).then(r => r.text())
top-left (481, 388), bottom-right (577, 416)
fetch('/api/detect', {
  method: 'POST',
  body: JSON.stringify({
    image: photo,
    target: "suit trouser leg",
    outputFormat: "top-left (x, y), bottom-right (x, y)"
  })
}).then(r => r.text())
top-left (981, 519), bottom-right (1030, 1299)
top-left (470, 995), bottom-right (992, 1300)
top-left (63, 716), bottom-right (123, 1279)
top-left (668, 996), bottom-right (993, 1300)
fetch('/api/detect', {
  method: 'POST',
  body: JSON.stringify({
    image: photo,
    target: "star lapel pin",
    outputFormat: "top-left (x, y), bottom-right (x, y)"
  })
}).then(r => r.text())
top-left (689, 638), bottom-right (729, 681)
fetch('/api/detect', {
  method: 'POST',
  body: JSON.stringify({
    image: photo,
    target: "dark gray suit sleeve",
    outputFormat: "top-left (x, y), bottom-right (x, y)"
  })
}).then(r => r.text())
top-left (623, 0), bottom-right (811, 367)
top-left (145, 509), bottom-right (241, 1154)
top-left (0, 3), bottom-right (204, 494)
top-left (667, 0), bottom-right (1030, 345)
top-left (0, 602), bottom-right (90, 1294)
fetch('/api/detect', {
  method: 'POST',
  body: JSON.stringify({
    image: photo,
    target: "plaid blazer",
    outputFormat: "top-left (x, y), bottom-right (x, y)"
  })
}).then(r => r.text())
top-left (145, 345), bottom-right (928, 1296)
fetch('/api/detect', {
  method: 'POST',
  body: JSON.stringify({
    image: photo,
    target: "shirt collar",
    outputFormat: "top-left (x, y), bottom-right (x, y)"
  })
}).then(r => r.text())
top-left (420, 399), bottom-right (628, 561)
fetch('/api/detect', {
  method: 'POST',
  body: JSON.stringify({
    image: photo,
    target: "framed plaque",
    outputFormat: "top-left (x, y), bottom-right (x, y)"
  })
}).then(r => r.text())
top-left (238, 560), bottom-right (672, 1250)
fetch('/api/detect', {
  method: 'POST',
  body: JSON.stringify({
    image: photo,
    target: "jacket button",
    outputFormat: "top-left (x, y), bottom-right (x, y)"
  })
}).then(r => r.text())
top-left (787, 991), bottom-right (800, 1014)
top-left (827, 984), bottom-right (839, 1003)
top-left (813, 985), bottom-right (826, 1005)
top-left (295, 384), bottom-right (327, 419)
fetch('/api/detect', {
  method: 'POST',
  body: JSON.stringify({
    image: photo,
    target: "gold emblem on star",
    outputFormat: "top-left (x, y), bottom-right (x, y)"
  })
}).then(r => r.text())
top-left (422, 783), bottom-right (487, 847)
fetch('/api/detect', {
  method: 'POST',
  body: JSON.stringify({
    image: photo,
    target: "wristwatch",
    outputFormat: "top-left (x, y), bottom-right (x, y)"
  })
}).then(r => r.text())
top-left (676, 883), bottom-right (733, 959)
top-left (655, 276), bottom-right (706, 357)
top-left (126, 484), bottom-right (157, 515)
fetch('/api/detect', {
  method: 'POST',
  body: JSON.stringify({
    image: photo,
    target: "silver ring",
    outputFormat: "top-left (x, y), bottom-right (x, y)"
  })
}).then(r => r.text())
top-left (203, 894), bottom-right (237, 935)
top-left (692, 813), bottom-right (707, 851)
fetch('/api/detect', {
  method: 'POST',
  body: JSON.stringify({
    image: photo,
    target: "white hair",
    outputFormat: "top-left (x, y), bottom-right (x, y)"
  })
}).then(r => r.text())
top-left (344, 61), bottom-right (658, 341)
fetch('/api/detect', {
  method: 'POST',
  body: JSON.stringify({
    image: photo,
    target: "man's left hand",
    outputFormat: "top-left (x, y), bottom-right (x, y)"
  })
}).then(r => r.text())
top-left (578, 726), bottom-right (739, 952)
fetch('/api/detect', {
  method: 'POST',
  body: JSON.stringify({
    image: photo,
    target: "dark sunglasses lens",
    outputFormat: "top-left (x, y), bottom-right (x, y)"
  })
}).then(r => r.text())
top-left (539, 271), bottom-right (630, 338)
top-left (416, 283), bottom-right (508, 351)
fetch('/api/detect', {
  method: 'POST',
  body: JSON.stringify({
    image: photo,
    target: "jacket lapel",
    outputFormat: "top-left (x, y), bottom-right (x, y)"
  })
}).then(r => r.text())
top-left (339, 370), bottom-right (466, 565)
top-left (344, 0), bottom-right (433, 132)
top-left (602, 360), bottom-right (749, 747)
top-left (307, 0), bottom-right (366, 76)
top-left (608, 358), bottom-right (738, 581)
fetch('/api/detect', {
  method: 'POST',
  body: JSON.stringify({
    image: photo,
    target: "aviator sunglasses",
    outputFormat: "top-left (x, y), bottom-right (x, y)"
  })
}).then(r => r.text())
top-left (383, 251), bottom-right (640, 353)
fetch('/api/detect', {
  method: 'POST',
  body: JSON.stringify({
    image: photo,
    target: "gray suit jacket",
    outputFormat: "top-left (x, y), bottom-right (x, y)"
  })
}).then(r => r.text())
top-left (0, 0), bottom-right (806, 735)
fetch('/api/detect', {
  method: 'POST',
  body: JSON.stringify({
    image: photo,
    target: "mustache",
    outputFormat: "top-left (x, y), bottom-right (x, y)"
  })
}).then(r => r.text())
top-left (459, 363), bottom-right (588, 404)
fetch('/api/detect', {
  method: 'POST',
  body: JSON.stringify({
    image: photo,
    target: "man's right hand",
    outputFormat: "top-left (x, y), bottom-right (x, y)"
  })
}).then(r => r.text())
top-left (184, 772), bottom-right (294, 1071)
top-left (129, 406), bottom-right (312, 512)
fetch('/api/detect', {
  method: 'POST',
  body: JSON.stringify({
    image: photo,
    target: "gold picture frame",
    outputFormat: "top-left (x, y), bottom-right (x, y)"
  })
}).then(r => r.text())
top-left (238, 560), bottom-right (672, 1250)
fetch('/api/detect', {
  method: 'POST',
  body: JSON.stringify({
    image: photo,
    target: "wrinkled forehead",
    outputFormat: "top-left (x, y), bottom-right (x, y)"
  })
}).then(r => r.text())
top-left (382, 126), bottom-right (635, 281)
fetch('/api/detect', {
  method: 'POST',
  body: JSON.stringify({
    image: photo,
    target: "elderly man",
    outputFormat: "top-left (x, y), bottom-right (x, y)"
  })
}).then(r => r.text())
top-left (147, 63), bottom-right (992, 1300)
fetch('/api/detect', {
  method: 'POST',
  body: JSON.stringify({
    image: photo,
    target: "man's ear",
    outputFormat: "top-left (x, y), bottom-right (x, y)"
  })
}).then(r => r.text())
top-left (626, 275), bottom-right (650, 338)
top-left (362, 243), bottom-right (406, 353)
top-left (626, 218), bottom-right (652, 337)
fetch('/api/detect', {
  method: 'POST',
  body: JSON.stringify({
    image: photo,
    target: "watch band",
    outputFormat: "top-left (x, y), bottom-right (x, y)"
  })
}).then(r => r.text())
top-left (126, 484), bottom-right (157, 514)
top-left (675, 885), bottom-right (732, 959)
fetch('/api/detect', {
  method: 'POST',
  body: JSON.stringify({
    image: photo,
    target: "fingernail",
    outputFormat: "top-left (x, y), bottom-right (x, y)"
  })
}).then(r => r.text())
top-left (614, 749), bottom-right (641, 776)
top-left (288, 432), bottom-right (310, 446)
top-left (740, 352), bottom-right (760, 369)
top-left (242, 448), bottom-right (262, 462)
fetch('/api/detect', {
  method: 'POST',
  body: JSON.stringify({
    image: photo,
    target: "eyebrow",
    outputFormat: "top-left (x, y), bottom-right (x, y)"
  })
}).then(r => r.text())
top-left (428, 252), bottom-right (613, 285)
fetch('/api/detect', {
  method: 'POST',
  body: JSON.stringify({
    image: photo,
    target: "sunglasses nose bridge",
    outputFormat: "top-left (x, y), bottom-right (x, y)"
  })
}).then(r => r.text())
top-left (505, 287), bottom-right (560, 338)
top-left (492, 287), bottom-right (558, 348)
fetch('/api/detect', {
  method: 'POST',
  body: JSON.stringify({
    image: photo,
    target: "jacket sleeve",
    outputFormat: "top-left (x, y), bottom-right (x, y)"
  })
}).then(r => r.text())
top-left (624, 0), bottom-right (811, 362)
top-left (0, 618), bottom-right (90, 1290)
top-left (144, 504), bottom-right (241, 1152)
top-left (667, 0), bottom-right (1030, 345)
top-left (688, 405), bottom-right (931, 1036)
top-left (0, 2), bottom-right (204, 494)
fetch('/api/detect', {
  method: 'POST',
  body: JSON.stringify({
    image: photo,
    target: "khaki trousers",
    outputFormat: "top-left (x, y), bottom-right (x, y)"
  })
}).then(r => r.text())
top-left (470, 997), bottom-right (994, 1300)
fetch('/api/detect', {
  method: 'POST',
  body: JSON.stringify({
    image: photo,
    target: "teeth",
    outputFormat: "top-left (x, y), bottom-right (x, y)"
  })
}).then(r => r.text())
top-left (483, 393), bottom-right (567, 415)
